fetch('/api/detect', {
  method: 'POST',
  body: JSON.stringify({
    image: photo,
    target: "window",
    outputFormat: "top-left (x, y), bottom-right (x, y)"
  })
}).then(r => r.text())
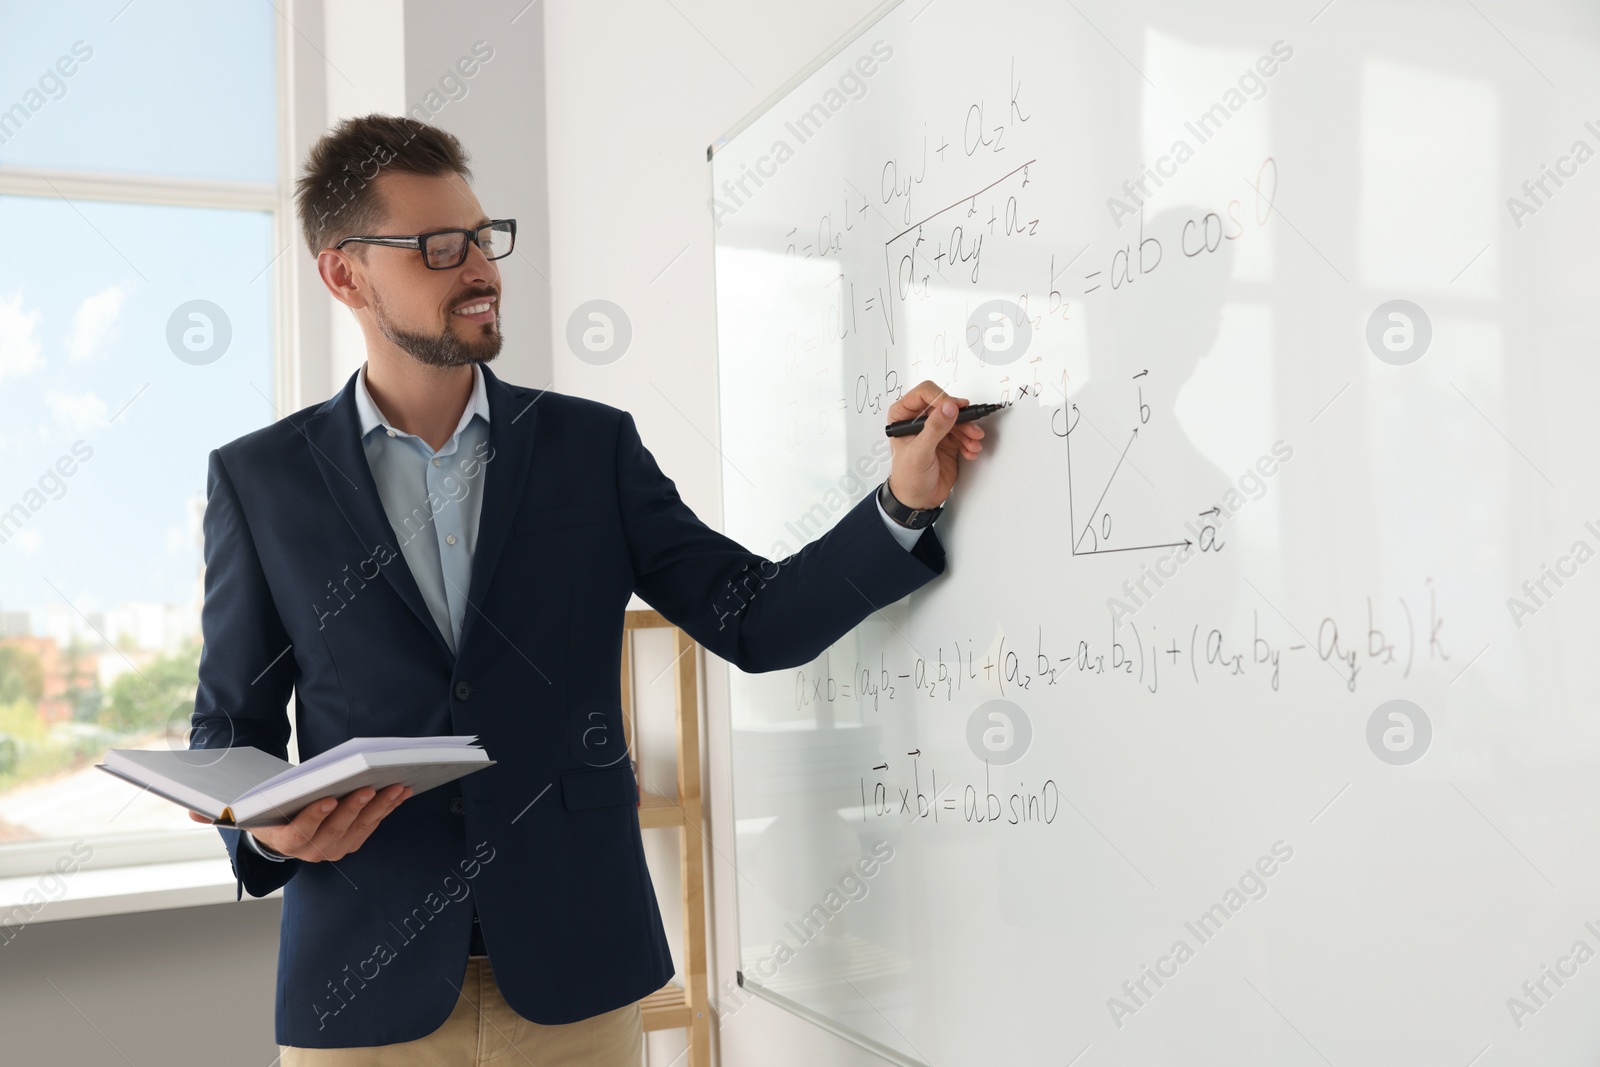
top-left (0, 1), bottom-right (282, 875)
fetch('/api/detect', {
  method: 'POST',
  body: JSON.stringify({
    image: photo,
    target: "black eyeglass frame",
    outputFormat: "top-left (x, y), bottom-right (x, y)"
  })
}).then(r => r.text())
top-left (333, 218), bottom-right (517, 270)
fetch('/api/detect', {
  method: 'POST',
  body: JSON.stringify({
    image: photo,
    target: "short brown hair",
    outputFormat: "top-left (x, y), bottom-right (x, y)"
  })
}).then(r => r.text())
top-left (294, 113), bottom-right (473, 258)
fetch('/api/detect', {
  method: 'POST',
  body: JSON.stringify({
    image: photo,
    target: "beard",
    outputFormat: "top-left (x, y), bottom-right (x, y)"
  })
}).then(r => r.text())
top-left (372, 287), bottom-right (503, 368)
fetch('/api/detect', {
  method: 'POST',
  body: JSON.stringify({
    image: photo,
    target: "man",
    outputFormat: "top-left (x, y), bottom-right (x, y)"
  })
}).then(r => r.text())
top-left (188, 114), bottom-right (984, 1065)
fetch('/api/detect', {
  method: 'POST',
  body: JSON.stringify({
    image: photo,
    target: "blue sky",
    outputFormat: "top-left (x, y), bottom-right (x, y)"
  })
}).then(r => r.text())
top-left (0, 0), bottom-right (276, 182)
top-left (0, 3), bottom-right (278, 630)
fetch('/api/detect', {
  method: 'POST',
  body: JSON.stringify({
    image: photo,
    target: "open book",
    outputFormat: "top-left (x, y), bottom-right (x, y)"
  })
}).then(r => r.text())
top-left (95, 735), bottom-right (495, 829)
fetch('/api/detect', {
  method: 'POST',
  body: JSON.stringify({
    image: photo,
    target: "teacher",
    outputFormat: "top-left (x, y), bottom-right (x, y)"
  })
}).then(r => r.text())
top-left (187, 113), bottom-right (985, 1065)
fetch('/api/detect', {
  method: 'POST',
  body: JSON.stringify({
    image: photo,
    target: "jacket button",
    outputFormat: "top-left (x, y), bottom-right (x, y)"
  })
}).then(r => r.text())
top-left (450, 796), bottom-right (466, 815)
top-left (454, 681), bottom-right (472, 700)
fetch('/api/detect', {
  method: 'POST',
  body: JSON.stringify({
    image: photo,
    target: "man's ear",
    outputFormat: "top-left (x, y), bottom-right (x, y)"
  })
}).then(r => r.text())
top-left (317, 248), bottom-right (371, 311)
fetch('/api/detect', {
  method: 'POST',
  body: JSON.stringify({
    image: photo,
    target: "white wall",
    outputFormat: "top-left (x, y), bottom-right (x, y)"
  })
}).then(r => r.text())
top-left (542, 3), bottom-right (896, 1064)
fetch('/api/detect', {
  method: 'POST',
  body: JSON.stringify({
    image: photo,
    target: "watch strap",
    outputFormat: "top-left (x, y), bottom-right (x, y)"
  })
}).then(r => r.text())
top-left (878, 479), bottom-right (943, 530)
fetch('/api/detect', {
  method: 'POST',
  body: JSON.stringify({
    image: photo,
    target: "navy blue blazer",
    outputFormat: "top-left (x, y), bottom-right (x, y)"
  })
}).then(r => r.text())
top-left (190, 362), bottom-right (946, 1049)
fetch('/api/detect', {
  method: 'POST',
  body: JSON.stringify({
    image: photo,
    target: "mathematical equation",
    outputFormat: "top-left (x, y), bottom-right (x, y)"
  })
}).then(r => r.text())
top-left (765, 161), bottom-right (1279, 454)
top-left (1081, 157), bottom-right (1277, 294)
top-left (856, 750), bottom-right (1060, 827)
top-left (777, 58), bottom-right (1034, 266)
top-left (795, 583), bottom-right (1451, 712)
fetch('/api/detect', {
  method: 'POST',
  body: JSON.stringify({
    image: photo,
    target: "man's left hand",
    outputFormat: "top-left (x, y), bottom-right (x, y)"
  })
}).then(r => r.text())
top-left (885, 380), bottom-right (987, 510)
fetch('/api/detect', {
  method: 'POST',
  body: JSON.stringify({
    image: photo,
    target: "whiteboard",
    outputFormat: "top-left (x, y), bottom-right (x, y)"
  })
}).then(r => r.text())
top-left (709, 1), bottom-right (1600, 1063)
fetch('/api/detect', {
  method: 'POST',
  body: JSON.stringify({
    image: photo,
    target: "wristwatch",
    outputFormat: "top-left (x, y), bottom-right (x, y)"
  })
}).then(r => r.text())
top-left (247, 833), bottom-right (292, 861)
top-left (878, 479), bottom-right (943, 530)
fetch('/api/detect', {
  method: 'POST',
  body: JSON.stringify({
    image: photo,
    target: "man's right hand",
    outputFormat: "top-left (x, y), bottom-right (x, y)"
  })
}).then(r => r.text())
top-left (188, 783), bottom-right (413, 862)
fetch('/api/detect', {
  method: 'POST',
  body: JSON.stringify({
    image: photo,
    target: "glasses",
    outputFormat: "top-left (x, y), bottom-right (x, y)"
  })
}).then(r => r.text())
top-left (334, 219), bottom-right (517, 270)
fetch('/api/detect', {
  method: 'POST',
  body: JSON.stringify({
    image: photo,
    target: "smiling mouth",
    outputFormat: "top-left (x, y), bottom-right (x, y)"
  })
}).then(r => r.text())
top-left (452, 298), bottom-right (498, 324)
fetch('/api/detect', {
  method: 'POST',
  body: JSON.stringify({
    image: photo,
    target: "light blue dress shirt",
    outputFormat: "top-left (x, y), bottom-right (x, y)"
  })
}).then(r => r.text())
top-left (353, 361), bottom-right (492, 657)
top-left (247, 362), bottom-right (930, 862)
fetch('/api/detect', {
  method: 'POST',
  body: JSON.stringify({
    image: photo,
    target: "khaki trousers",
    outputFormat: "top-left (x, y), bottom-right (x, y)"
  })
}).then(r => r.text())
top-left (280, 957), bottom-right (643, 1066)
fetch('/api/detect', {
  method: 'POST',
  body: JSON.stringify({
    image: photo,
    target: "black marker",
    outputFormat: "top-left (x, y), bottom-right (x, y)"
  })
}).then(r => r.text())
top-left (884, 401), bottom-right (1007, 438)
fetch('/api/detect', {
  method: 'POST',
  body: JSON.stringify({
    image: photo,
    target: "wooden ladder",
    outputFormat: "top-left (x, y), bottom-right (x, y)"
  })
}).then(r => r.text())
top-left (622, 608), bottom-right (712, 1066)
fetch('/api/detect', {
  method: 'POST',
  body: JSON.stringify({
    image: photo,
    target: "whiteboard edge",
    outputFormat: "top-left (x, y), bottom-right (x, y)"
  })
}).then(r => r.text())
top-left (736, 971), bottom-right (933, 1067)
top-left (704, 121), bottom-right (745, 990)
top-left (706, 0), bottom-right (907, 160)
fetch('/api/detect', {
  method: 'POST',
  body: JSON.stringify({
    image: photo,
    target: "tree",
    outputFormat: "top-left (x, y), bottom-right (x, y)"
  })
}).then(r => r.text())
top-left (61, 636), bottom-right (96, 723)
top-left (0, 644), bottom-right (44, 706)
top-left (99, 639), bottom-right (202, 735)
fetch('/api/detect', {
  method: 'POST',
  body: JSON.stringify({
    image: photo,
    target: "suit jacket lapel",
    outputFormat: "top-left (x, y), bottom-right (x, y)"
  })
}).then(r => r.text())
top-left (458, 362), bottom-right (538, 655)
top-left (304, 370), bottom-right (455, 661)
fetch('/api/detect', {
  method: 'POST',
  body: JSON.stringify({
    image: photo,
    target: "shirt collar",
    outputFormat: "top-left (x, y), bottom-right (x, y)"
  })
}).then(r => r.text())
top-left (355, 362), bottom-right (491, 442)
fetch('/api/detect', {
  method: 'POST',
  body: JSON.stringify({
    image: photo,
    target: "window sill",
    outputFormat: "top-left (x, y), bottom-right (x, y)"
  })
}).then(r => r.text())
top-left (0, 856), bottom-right (279, 928)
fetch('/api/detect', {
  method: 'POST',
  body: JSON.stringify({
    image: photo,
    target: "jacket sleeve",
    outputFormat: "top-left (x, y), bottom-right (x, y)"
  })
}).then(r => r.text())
top-left (615, 411), bottom-right (946, 673)
top-left (191, 448), bottom-right (303, 900)
top-left (877, 495), bottom-right (928, 550)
